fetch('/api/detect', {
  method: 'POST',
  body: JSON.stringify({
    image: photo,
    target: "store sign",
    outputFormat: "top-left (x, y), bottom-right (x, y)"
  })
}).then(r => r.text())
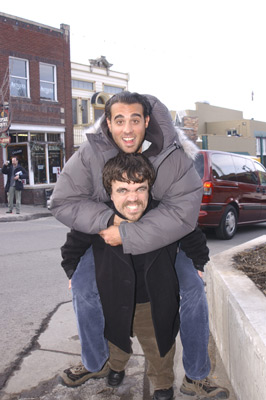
top-left (0, 133), bottom-right (11, 148)
top-left (0, 106), bottom-right (10, 134)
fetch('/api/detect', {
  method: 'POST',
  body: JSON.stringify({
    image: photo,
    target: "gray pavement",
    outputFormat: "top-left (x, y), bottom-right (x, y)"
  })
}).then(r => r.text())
top-left (0, 204), bottom-right (237, 400)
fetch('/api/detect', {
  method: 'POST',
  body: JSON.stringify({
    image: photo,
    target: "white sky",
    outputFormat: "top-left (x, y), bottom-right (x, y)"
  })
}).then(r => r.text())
top-left (1, 0), bottom-right (266, 121)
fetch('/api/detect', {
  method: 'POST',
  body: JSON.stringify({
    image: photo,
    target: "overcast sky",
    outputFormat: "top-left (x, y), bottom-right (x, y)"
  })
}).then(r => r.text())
top-left (1, 0), bottom-right (265, 121)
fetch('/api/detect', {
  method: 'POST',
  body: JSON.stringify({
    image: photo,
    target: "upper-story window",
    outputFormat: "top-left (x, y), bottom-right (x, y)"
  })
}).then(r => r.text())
top-left (9, 57), bottom-right (30, 98)
top-left (104, 85), bottom-right (123, 94)
top-left (72, 80), bottom-right (93, 91)
top-left (40, 63), bottom-right (57, 101)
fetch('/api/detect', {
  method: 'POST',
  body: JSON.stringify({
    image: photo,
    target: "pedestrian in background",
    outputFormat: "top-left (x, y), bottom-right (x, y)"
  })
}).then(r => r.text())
top-left (2, 156), bottom-right (28, 214)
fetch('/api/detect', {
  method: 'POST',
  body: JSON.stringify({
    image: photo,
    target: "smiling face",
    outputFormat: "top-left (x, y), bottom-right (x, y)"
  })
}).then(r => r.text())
top-left (110, 178), bottom-right (149, 221)
top-left (106, 103), bottom-right (150, 153)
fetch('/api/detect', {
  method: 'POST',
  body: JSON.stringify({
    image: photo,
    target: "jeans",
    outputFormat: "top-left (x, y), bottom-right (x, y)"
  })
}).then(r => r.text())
top-left (71, 246), bottom-right (210, 379)
top-left (7, 186), bottom-right (21, 213)
top-left (175, 248), bottom-right (211, 380)
top-left (71, 247), bottom-right (109, 372)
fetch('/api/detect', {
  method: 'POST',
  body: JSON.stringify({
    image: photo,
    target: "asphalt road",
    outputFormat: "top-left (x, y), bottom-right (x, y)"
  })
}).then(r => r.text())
top-left (0, 217), bottom-right (70, 382)
top-left (0, 216), bottom-right (265, 389)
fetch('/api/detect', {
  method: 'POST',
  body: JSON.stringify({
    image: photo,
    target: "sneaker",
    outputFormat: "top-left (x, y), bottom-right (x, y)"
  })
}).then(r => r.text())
top-left (60, 361), bottom-right (109, 387)
top-left (6, 210), bottom-right (12, 213)
top-left (180, 376), bottom-right (229, 398)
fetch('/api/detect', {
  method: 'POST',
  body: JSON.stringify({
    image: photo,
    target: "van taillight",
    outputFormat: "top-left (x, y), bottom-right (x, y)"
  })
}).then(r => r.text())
top-left (202, 181), bottom-right (213, 202)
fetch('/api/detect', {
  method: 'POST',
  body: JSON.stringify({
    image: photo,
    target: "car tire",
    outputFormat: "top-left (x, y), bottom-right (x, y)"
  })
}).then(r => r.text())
top-left (215, 205), bottom-right (238, 240)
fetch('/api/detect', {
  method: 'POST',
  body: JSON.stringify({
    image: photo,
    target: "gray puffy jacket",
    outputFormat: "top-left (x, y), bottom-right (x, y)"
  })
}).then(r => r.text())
top-left (50, 95), bottom-right (203, 254)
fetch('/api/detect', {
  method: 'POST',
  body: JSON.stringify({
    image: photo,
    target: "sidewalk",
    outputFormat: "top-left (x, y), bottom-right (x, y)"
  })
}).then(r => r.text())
top-left (0, 205), bottom-right (237, 400)
top-left (0, 204), bottom-right (52, 222)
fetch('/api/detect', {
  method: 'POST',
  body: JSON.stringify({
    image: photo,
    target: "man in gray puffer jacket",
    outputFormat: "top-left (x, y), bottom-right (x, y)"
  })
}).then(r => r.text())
top-left (50, 92), bottom-right (229, 399)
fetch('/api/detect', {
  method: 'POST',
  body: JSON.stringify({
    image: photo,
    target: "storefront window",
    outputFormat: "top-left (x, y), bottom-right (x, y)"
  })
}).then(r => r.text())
top-left (31, 142), bottom-right (47, 184)
top-left (6, 144), bottom-right (29, 184)
top-left (30, 133), bottom-right (45, 142)
top-left (48, 144), bottom-right (62, 183)
top-left (7, 132), bottom-right (63, 185)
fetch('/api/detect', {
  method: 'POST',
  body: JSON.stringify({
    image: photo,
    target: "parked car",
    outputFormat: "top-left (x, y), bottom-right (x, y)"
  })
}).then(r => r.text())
top-left (194, 150), bottom-right (266, 239)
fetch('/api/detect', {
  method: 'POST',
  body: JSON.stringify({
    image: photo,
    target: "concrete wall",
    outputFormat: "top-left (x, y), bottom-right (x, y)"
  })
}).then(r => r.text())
top-left (206, 235), bottom-right (266, 400)
top-left (206, 135), bottom-right (257, 155)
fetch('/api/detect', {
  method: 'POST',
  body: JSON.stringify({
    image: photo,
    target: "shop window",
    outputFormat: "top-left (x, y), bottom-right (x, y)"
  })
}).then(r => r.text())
top-left (104, 85), bottom-right (123, 94)
top-left (9, 57), bottom-right (29, 98)
top-left (94, 108), bottom-right (104, 121)
top-left (72, 99), bottom-right (77, 125)
top-left (81, 100), bottom-right (88, 124)
top-left (30, 133), bottom-right (45, 142)
top-left (6, 144), bottom-right (29, 184)
top-left (72, 80), bottom-right (93, 90)
top-left (31, 142), bottom-right (47, 184)
top-left (18, 132), bottom-right (29, 142)
top-left (40, 63), bottom-right (57, 101)
top-left (48, 144), bottom-right (62, 183)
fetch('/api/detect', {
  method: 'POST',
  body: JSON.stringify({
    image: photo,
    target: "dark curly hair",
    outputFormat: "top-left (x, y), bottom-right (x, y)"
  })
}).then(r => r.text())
top-left (102, 152), bottom-right (155, 195)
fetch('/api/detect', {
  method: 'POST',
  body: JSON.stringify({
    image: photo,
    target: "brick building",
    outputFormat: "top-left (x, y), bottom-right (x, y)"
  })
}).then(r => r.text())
top-left (0, 12), bottom-right (73, 205)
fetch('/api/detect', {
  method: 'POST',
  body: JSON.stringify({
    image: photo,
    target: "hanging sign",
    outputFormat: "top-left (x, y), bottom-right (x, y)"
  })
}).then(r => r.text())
top-left (0, 106), bottom-right (10, 134)
top-left (0, 132), bottom-right (11, 148)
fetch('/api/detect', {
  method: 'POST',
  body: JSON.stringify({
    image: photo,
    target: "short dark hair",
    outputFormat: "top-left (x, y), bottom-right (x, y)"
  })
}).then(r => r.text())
top-left (102, 152), bottom-right (155, 195)
top-left (105, 91), bottom-right (151, 121)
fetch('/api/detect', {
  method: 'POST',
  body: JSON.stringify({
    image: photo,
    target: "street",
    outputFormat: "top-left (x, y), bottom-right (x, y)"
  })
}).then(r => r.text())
top-left (0, 217), bottom-right (70, 386)
top-left (0, 216), bottom-right (265, 390)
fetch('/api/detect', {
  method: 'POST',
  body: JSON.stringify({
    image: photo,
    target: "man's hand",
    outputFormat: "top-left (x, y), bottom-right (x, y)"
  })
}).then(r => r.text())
top-left (99, 225), bottom-right (122, 246)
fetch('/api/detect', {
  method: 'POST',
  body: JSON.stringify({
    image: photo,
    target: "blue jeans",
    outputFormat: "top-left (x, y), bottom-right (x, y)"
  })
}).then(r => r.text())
top-left (71, 246), bottom-right (210, 379)
top-left (175, 248), bottom-right (211, 380)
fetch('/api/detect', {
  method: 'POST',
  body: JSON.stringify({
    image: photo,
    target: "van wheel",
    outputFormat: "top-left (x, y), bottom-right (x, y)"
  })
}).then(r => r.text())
top-left (215, 205), bottom-right (237, 240)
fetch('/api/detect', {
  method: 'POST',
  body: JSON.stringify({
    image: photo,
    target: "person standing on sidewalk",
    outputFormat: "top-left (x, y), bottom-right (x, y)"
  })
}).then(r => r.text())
top-left (51, 91), bottom-right (229, 399)
top-left (2, 156), bottom-right (28, 214)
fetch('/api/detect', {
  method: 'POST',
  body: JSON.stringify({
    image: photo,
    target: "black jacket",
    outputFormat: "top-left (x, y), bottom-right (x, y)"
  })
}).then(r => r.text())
top-left (61, 201), bottom-right (210, 356)
top-left (2, 163), bottom-right (28, 192)
top-left (92, 230), bottom-right (180, 357)
top-left (61, 226), bottom-right (209, 280)
top-left (62, 199), bottom-right (180, 356)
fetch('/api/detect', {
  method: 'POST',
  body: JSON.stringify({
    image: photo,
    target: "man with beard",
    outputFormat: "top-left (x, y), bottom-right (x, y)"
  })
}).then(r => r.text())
top-left (51, 92), bottom-right (229, 399)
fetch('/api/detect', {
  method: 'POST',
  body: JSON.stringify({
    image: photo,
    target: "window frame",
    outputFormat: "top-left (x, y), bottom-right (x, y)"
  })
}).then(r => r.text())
top-left (9, 56), bottom-right (30, 98)
top-left (39, 62), bottom-right (57, 101)
top-left (103, 84), bottom-right (124, 94)
top-left (72, 79), bottom-right (94, 91)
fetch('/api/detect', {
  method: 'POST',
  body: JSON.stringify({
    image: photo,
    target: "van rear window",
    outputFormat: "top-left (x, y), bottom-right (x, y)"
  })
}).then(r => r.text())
top-left (211, 154), bottom-right (236, 181)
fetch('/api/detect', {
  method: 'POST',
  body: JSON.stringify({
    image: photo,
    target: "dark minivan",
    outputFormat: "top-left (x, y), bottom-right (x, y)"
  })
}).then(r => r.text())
top-left (194, 150), bottom-right (266, 239)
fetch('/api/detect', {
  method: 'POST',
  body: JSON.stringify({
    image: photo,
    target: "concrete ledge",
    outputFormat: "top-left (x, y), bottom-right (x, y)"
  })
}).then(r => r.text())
top-left (206, 235), bottom-right (266, 400)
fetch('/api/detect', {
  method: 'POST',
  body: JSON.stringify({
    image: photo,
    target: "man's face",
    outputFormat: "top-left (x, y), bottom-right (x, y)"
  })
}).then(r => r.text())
top-left (111, 178), bottom-right (149, 221)
top-left (12, 158), bottom-right (18, 167)
top-left (107, 103), bottom-right (150, 153)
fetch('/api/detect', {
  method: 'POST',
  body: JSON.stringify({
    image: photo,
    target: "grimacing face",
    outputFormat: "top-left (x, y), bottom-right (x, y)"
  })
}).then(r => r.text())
top-left (110, 178), bottom-right (149, 222)
top-left (106, 103), bottom-right (150, 153)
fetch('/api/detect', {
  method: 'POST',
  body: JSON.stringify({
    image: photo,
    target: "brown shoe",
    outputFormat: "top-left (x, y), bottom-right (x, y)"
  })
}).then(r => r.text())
top-left (60, 361), bottom-right (109, 387)
top-left (180, 375), bottom-right (229, 398)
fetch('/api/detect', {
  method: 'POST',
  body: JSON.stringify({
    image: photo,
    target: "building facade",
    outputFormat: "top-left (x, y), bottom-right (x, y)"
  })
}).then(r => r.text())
top-left (176, 102), bottom-right (266, 166)
top-left (71, 56), bottom-right (129, 148)
top-left (0, 12), bottom-right (73, 205)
